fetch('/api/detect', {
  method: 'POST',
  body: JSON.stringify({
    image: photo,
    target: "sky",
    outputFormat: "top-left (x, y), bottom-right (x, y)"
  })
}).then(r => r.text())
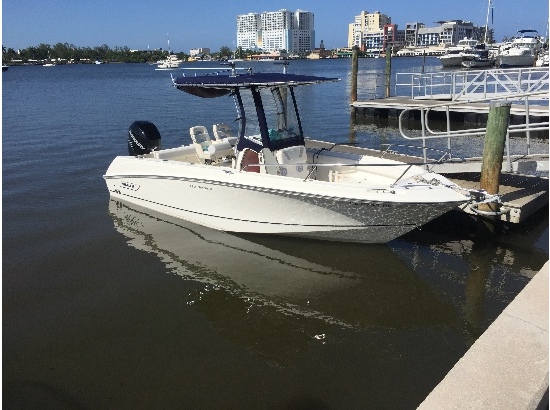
top-left (2, 0), bottom-right (549, 52)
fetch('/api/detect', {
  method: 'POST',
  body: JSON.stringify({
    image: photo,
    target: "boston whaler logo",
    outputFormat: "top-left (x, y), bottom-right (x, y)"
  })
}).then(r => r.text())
top-left (121, 181), bottom-right (140, 191)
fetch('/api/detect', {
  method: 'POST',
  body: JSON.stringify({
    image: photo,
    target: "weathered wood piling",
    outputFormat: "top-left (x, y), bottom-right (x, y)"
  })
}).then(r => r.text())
top-left (479, 101), bottom-right (512, 214)
top-left (384, 46), bottom-right (392, 98)
top-left (350, 46), bottom-right (359, 140)
top-left (350, 46), bottom-right (359, 105)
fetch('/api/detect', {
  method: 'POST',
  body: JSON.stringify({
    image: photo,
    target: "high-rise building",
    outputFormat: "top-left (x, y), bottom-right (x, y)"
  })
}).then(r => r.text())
top-left (237, 13), bottom-right (262, 51)
top-left (237, 9), bottom-right (315, 53)
top-left (348, 11), bottom-right (391, 49)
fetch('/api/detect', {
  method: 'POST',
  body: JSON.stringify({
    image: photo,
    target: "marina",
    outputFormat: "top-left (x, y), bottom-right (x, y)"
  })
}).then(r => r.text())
top-left (3, 58), bottom-right (548, 408)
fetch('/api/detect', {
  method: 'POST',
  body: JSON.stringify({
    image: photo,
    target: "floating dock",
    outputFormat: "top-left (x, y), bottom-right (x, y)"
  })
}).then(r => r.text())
top-left (352, 97), bottom-right (549, 125)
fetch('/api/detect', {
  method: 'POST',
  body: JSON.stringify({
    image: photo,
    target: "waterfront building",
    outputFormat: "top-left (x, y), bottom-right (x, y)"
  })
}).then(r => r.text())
top-left (307, 40), bottom-right (333, 59)
top-left (439, 20), bottom-right (475, 44)
top-left (417, 26), bottom-right (443, 47)
top-left (236, 9), bottom-right (315, 53)
top-left (335, 47), bottom-right (353, 58)
top-left (236, 13), bottom-right (262, 51)
top-left (384, 24), bottom-right (406, 50)
top-left (407, 20), bottom-right (493, 47)
top-left (190, 48), bottom-right (211, 57)
top-left (348, 11), bottom-right (391, 49)
top-left (364, 30), bottom-right (384, 55)
top-left (405, 22), bottom-right (424, 47)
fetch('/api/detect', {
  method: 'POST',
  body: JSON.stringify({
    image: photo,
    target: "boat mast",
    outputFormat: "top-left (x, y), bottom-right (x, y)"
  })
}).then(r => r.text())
top-left (484, 0), bottom-right (492, 43)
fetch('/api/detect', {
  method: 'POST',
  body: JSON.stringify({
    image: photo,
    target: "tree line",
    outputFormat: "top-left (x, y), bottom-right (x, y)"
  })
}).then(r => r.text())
top-left (2, 43), bottom-right (238, 64)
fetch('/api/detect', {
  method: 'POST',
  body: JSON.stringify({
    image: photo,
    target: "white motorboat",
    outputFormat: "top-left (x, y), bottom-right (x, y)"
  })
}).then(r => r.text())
top-left (156, 34), bottom-right (181, 69)
top-left (156, 54), bottom-right (181, 70)
top-left (535, 49), bottom-right (549, 67)
top-left (104, 67), bottom-right (492, 243)
top-left (461, 48), bottom-right (494, 68)
top-left (497, 30), bottom-right (541, 67)
top-left (439, 38), bottom-right (479, 67)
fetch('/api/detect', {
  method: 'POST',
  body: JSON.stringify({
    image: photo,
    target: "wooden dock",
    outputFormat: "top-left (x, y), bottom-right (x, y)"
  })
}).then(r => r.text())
top-left (450, 172), bottom-right (548, 223)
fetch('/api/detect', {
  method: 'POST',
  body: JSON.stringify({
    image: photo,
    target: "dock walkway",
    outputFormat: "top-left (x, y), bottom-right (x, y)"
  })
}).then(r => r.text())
top-left (352, 97), bottom-right (549, 124)
top-left (353, 67), bottom-right (549, 125)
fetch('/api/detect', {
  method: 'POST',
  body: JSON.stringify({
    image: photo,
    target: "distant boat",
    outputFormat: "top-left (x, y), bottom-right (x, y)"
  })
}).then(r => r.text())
top-left (497, 30), bottom-right (541, 67)
top-left (535, 49), bottom-right (549, 67)
top-left (43, 63), bottom-right (56, 67)
top-left (156, 54), bottom-right (181, 70)
top-left (461, 47), bottom-right (494, 68)
top-left (439, 38), bottom-right (479, 67)
top-left (155, 34), bottom-right (181, 70)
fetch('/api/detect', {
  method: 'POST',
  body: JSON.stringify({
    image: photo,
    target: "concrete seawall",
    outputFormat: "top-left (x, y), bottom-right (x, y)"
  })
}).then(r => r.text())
top-left (419, 261), bottom-right (549, 409)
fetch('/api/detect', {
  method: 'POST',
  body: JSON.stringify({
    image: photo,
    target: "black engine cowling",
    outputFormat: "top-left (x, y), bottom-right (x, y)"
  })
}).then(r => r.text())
top-left (127, 121), bottom-right (161, 156)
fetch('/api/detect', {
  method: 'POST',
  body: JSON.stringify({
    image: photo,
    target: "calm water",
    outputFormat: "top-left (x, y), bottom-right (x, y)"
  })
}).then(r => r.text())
top-left (3, 58), bottom-right (548, 408)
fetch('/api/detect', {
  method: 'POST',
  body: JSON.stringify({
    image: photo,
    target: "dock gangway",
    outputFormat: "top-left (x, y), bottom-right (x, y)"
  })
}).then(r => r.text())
top-left (395, 89), bottom-right (549, 172)
top-left (394, 67), bottom-right (549, 101)
top-left (392, 89), bottom-right (548, 223)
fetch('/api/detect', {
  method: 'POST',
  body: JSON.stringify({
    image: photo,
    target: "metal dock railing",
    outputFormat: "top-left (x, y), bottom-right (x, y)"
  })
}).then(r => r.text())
top-left (394, 67), bottom-right (549, 101)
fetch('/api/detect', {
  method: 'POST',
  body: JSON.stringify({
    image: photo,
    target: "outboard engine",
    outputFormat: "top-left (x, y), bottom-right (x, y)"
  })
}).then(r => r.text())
top-left (127, 120), bottom-right (161, 156)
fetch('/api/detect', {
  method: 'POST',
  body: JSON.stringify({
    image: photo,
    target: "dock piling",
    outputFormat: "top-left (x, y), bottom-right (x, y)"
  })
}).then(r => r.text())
top-left (479, 101), bottom-right (512, 214)
top-left (350, 46), bottom-right (359, 127)
top-left (385, 46), bottom-right (392, 98)
top-left (350, 46), bottom-right (359, 104)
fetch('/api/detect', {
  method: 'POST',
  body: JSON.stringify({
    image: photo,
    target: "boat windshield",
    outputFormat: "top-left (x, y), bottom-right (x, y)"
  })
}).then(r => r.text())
top-left (235, 85), bottom-right (303, 151)
top-left (265, 87), bottom-right (300, 142)
top-left (172, 71), bottom-right (338, 151)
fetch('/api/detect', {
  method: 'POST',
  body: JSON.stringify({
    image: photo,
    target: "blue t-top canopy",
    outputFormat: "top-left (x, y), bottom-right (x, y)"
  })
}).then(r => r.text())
top-left (173, 72), bottom-right (339, 98)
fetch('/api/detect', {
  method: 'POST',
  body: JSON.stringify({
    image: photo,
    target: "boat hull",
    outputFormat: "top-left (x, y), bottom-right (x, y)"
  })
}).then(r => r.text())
top-left (439, 55), bottom-right (463, 67)
top-left (497, 55), bottom-right (535, 67)
top-left (104, 157), bottom-right (467, 243)
top-left (462, 59), bottom-right (493, 68)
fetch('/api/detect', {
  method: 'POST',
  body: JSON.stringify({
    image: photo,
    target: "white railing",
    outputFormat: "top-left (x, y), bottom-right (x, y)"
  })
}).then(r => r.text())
top-left (397, 90), bottom-right (549, 172)
top-left (394, 67), bottom-right (549, 101)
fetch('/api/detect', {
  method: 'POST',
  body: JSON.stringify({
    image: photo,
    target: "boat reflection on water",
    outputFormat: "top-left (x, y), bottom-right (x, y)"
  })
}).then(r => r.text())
top-left (109, 200), bottom-right (461, 328)
top-left (108, 200), bottom-right (547, 363)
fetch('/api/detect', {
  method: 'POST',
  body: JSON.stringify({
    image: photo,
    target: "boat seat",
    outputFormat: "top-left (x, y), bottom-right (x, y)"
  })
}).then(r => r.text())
top-left (273, 145), bottom-right (309, 178)
top-left (213, 123), bottom-right (238, 146)
top-left (275, 145), bottom-right (306, 164)
top-left (190, 125), bottom-right (233, 163)
top-left (190, 125), bottom-right (212, 158)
